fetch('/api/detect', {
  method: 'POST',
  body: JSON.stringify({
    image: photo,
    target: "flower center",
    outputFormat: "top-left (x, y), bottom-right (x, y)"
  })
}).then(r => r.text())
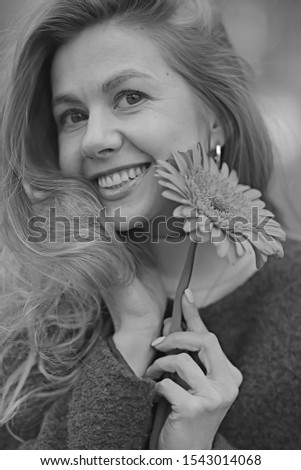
top-left (211, 197), bottom-right (231, 213)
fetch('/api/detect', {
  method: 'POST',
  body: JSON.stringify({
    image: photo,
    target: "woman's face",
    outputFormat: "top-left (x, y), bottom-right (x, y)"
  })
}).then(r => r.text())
top-left (51, 22), bottom-right (214, 231)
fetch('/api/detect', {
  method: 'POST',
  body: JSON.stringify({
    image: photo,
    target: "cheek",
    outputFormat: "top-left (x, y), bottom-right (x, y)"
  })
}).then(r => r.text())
top-left (144, 120), bottom-right (203, 161)
top-left (58, 135), bottom-right (82, 173)
top-left (132, 104), bottom-right (205, 160)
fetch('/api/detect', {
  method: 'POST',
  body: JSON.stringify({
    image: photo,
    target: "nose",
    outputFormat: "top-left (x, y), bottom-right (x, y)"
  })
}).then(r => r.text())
top-left (81, 109), bottom-right (123, 159)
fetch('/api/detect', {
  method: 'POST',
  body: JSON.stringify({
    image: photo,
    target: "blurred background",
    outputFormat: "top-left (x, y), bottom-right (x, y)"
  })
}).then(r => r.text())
top-left (1, 0), bottom-right (301, 240)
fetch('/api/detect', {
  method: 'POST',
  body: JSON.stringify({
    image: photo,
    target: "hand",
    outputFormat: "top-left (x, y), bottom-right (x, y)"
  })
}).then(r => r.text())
top-left (146, 290), bottom-right (242, 450)
top-left (108, 265), bottom-right (167, 376)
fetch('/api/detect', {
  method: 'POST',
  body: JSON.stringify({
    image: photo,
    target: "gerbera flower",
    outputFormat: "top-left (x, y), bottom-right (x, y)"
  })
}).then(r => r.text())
top-left (155, 142), bottom-right (286, 269)
top-left (150, 143), bottom-right (286, 449)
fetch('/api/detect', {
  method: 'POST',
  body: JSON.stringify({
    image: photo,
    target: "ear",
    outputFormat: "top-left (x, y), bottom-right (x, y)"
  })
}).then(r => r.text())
top-left (208, 116), bottom-right (225, 151)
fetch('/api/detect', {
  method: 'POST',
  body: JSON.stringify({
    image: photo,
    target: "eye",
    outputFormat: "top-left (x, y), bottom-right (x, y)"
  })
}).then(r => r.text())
top-left (114, 90), bottom-right (148, 109)
top-left (57, 109), bottom-right (88, 129)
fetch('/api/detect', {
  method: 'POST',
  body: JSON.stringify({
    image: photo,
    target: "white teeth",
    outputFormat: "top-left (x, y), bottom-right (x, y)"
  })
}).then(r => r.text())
top-left (121, 171), bottom-right (129, 182)
top-left (106, 176), bottom-right (113, 187)
top-left (129, 168), bottom-right (136, 179)
top-left (121, 171), bottom-right (129, 183)
top-left (112, 173), bottom-right (122, 185)
top-left (98, 164), bottom-right (149, 188)
top-left (98, 177), bottom-right (107, 188)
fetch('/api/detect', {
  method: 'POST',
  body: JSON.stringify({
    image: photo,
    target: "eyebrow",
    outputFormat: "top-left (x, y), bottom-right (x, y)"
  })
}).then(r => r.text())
top-left (52, 95), bottom-right (82, 108)
top-left (102, 70), bottom-right (154, 92)
top-left (52, 70), bottom-right (154, 108)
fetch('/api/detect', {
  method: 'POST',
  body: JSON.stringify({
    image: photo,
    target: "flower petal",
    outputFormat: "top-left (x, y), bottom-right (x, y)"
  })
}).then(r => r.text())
top-left (234, 240), bottom-right (246, 257)
top-left (178, 151), bottom-right (193, 171)
top-left (220, 162), bottom-right (230, 179)
top-left (228, 169), bottom-right (239, 184)
top-left (202, 150), bottom-right (210, 171)
top-left (244, 229), bottom-right (283, 257)
top-left (253, 246), bottom-right (268, 270)
top-left (156, 171), bottom-right (190, 194)
top-left (158, 180), bottom-right (188, 198)
top-left (209, 157), bottom-right (219, 175)
top-left (173, 205), bottom-right (197, 218)
top-left (226, 240), bottom-right (239, 265)
top-left (251, 200), bottom-right (266, 210)
top-left (173, 151), bottom-right (189, 174)
top-left (192, 143), bottom-right (204, 168)
top-left (184, 218), bottom-right (208, 234)
top-left (155, 160), bottom-right (181, 176)
top-left (238, 184), bottom-right (252, 192)
top-left (244, 188), bottom-right (262, 200)
top-left (257, 232), bottom-right (284, 257)
top-left (215, 236), bottom-right (231, 258)
top-left (258, 209), bottom-right (275, 218)
top-left (161, 190), bottom-right (191, 205)
top-left (196, 217), bottom-right (212, 234)
top-left (261, 219), bottom-right (286, 240)
top-left (211, 225), bottom-right (223, 241)
top-left (193, 230), bottom-right (211, 243)
top-left (238, 237), bottom-right (254, 256)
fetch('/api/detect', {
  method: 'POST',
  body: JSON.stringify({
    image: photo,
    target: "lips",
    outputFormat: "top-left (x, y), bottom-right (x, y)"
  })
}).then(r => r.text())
top-left (98, 163), bottom-right (149, 189)
top-left (95, 163), bottom-right (152, 201)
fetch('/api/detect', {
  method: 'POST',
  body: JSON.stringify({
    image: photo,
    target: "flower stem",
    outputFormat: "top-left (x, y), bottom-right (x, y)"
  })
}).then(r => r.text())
top-left (149, 240), bottom-right (197, 449)
top-left (170, 240), bottom-right (197, 333)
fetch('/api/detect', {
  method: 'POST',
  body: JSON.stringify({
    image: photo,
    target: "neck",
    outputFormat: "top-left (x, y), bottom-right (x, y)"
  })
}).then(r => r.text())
top-left (149, 200), bottom-right (182, 240)
top-left (151, 236), bottom-right (257, 308)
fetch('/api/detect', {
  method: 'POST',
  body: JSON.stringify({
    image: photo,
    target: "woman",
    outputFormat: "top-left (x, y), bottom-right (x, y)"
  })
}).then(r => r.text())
top-left (1, 0), bottom-right (301, 450)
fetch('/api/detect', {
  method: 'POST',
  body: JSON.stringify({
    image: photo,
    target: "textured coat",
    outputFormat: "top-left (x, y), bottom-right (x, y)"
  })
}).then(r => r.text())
top-left (1, 240), bottom-right (301, 449)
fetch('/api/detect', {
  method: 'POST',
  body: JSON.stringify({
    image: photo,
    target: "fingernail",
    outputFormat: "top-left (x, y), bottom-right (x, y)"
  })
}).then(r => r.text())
top-left (184, 288), bottom-right (194, 304)
top-left (151, 336), bottom-right (165, 347)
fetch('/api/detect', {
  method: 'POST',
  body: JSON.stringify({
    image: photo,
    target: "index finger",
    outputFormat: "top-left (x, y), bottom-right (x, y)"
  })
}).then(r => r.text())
top-left (182, 289), bottom-right (208, 333)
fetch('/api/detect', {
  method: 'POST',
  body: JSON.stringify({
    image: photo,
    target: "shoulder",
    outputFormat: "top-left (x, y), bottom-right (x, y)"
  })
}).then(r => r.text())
top-left (242, 239), bottom-right (301, 342)
top-left (68, 337), bottom-right (156, 410)
top-left (267, 238), bottom-right (301, 273)
top-left (67, 338), bottom-right (156, 449)
top-left (222, 238), bottom-right (301, 301)
top-left (253, 239), bottom-right (301, 295)
top-left (217, 239), bottom-right (301, 312)
top-left (206, 239), bottom-right (301, 352)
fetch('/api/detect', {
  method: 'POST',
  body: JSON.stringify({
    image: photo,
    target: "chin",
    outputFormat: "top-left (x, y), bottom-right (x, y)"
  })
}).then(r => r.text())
top-left (102, 203), bottom-right (151, 232)
top-left (119, 213), bottom-right (152, 233)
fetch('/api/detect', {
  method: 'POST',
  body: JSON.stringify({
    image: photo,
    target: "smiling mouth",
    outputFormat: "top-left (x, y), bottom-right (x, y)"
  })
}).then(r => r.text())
top-left (96, 163), bottom-right (152, 201)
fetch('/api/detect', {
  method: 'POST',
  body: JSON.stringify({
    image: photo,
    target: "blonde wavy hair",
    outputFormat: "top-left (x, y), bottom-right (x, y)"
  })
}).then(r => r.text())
top-left (0, 0), bottom-right (274, 439)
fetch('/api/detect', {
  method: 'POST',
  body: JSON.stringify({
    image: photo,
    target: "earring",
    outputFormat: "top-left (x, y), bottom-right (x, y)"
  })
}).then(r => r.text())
top-left (214, 144), bottom-right (222, 168)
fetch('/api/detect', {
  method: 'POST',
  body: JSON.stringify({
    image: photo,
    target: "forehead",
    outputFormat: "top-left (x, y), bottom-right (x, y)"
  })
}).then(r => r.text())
top-left (51, 22), bottom-right (174, 92)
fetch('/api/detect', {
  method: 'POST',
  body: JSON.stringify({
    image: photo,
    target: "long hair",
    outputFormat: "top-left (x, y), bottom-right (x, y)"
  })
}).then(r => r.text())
top-left (0, 0), bottom-right (274, 435)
